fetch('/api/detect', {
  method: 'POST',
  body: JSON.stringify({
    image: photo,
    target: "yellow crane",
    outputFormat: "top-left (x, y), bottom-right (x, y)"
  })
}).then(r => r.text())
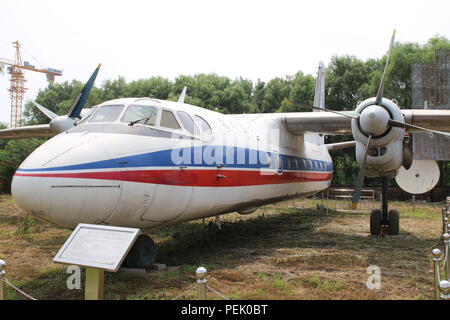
top-left (0, 41), bottom-right (63, 128)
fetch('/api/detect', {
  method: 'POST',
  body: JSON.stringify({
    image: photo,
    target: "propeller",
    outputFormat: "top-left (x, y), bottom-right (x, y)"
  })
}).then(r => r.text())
top-left (388, 119), bottom-right (450, 137)
top-left (288, 30), bottom-right (450, 209)
top-left (68, 64), bottom-right (101, 119)
top-left (351, 135), bottom-right (373, 209)
top-left (351, 30), bottom-right (395, 208)
top-left (376, 30), bottom-right (396, 105)
top-left (27, 64), bottom-right (101, 133)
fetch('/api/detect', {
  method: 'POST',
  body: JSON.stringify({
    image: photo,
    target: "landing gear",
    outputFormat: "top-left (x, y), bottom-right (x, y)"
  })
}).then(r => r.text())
top-left (388, 210), bottom-right (400, 235)
top-left (370, 209), bottom-right (382, 235)
top-left (123, 234), bottom-right (157, 269)
top-left (369, 177), bottom-right (400, 236)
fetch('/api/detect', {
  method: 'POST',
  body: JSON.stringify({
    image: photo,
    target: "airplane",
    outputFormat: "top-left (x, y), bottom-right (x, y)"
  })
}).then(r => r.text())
top-left (2, 30), bottom-right (450, 268)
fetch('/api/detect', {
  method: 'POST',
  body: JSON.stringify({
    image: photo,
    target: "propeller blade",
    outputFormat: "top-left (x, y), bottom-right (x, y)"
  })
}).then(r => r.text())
top-left (27, 98), bottom-right (59, 120)
top-left (286, 101), bottom-right (360, 119)
top-left (352, 135), bottom-right (373, 209)
top-left (388, 119), bottom-right (450, 137)
top-left (375, 29), bottom-right (396, 105)
top-left (68, 64), bottom-right (101, 119)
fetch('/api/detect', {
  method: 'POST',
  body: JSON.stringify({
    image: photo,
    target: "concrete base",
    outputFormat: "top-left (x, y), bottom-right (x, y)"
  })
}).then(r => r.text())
top-left (152, 263), bottom-right (167, 271)
top-left (119, 264), bottom-right (173, 276)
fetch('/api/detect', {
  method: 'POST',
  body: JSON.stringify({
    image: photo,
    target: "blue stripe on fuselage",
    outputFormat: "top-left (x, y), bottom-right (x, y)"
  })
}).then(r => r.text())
top-left (17, 146), bottom-right (333, 173)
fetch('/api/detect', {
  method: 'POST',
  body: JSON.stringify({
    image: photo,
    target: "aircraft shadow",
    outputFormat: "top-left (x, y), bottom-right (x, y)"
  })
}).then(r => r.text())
top-left (150, 207), bottom-right (440, 272)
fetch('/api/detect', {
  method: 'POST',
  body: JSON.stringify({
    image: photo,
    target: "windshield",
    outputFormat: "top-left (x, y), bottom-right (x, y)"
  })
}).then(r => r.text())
top-left (88, 105), bottom-right (124, 123)
top-left (121, 105), bottom-right (158, 126)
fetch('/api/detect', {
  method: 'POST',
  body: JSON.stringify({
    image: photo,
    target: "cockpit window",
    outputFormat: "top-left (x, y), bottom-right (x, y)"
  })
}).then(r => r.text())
top-left (177, 111), bottom-right (200, 135)
top-left (194, 115), bottom-right (212, 135)
top-left (76, 106), bottom-right (99, 125)
top-left (160, 110), bottom-right (181, 130)
top-left (88, 105), bottom-right (124, 123)
top-left (121, 105), bottom-right (158, 126)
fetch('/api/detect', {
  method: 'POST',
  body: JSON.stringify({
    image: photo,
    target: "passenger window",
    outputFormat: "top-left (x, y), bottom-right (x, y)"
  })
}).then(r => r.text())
top-left (177, 111), bottom-right (200, 135)
top-left (160, 110), bottom-right (181, 130)
top-left (194, 115), bottom-right (212, 135)
top-left (88, 105), bottom-right (124, 123)
top-left (121, 105), bottom-right (158, 126)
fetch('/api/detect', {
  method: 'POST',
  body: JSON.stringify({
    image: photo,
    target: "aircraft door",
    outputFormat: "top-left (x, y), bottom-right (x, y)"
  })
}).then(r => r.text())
top-left (273, 151), bottom-right (283, 175)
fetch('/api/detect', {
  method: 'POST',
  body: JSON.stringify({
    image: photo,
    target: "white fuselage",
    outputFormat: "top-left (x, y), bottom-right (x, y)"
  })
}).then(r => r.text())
top-left (11, 98), bottom-right (333, 229)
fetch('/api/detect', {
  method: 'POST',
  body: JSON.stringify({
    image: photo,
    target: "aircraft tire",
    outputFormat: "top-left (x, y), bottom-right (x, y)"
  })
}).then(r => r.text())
top-left (388, 210), bottom-right (400, 235)
top-left (370, 209), bottom-right (382, 236)
top-left (124, 235), bottom-right (157, 269)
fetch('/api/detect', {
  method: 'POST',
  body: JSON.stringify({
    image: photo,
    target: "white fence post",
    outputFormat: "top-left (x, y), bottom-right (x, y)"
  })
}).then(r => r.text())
top-left (0, 260), bottom-right (5, 300)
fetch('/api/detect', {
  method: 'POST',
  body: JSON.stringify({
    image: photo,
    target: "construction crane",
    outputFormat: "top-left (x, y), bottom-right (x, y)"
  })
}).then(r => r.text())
top-left (0, 41), bottom-right (63, 128)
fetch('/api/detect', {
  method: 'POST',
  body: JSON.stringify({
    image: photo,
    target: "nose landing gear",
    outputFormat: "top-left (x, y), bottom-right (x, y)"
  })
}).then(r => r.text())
top-left (370, 177), bottom-right (400, 236)
top-left (122, 234), bottom-right (157, 269)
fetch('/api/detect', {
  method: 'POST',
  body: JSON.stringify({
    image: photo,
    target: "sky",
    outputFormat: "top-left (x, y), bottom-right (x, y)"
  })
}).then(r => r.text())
top-left (0, 0), bottom-right (449, 125)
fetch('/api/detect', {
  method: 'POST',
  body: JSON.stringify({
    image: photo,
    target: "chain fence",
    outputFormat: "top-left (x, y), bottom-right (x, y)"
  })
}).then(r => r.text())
top-left (431, 197), bottom-right (450, 300)
top-left (172, 267), bottom-right (229, 300)
top-left (0, 276), bottom-right (38, 300)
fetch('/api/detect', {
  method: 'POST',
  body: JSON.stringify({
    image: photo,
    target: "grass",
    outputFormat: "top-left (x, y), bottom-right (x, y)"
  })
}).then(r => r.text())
top-left (301, 275), bottom-right (344, 291)
top-left (0, 194), bottom-right (446, 300)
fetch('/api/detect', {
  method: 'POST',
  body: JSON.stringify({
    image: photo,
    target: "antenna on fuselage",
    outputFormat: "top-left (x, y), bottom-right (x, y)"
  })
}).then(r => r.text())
top-left (178, 86), bottom-right (187, 103)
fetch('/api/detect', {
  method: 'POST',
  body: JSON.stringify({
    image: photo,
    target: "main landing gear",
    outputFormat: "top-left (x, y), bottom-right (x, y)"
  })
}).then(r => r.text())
top-left (370, 177), bottom-right (400, 236)
top-left (122, 234), bottom-right (157, 269)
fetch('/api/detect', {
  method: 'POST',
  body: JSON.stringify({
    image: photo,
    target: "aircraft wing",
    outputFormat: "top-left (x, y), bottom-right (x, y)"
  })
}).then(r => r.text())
top-left (283, 109), bottom-right (450, 135)
top-left (283, 112), bottom-right (352, 135)
top-left (0, 124), bottom-right (56, 140)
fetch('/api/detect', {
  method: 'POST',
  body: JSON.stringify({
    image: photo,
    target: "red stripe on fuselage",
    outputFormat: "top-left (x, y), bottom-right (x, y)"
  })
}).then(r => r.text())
top-left (14, 169), bottom-right (333, 187)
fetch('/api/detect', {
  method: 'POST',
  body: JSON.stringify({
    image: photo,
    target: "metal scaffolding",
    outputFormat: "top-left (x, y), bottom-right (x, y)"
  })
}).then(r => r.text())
top-left (412, 50), bottom-right (450, 160)
top-left (0, 41), bottom-right (62, 128)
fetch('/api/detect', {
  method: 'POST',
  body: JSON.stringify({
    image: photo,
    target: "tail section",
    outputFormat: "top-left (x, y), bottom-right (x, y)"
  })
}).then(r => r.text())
top-left (306, 61), bottom-right (326, 145)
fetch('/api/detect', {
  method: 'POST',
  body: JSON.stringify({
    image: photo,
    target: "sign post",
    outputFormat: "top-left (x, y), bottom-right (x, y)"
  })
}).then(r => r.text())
top-left (85, 267), bottom-right (105, 300)
top-left (53, 224), bottom-right (141, 300)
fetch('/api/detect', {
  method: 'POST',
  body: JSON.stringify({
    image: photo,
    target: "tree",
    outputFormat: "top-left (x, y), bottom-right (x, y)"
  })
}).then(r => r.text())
top-left (251, 79), bottom-right (266, 113)
top-left (380, 36), bottom-right (450, 108)
top-left (277, 72), bottom-right (315, 113)
top-left (325, 55), bottom-right (378, 111)
top-left (127, 77), bottom-right (172, 100)
top-left (0, 139), bottom-right (46, 193)
top-left (261, 77), bottom-right (291, 113)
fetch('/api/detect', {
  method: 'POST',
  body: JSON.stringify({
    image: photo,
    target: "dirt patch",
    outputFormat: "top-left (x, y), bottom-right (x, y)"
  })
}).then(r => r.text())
top-left (0, 195), bottom-right (444, 300)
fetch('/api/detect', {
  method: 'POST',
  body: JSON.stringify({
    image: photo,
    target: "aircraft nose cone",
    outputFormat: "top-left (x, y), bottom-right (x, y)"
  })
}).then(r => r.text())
top-left (359, 105), bottom-right (390, 136)
top-left (11, 132), bottom-right (121, 228)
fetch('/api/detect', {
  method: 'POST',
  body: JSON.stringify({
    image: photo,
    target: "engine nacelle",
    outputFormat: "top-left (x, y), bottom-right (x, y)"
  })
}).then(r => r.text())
top-left (352, 97), bottom-right (405, 178)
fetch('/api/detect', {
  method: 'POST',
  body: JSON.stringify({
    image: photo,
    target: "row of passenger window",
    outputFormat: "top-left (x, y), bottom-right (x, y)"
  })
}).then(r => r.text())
top-left (85, 104), bottom-right (212, 136)
top-left (281, 155), bottom-right (332, 172)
